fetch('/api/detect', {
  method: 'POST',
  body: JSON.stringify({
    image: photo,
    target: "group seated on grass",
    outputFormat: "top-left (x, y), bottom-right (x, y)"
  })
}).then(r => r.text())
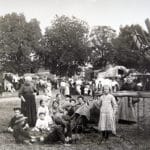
top-left (7, 95), bottom-right (99, 145)
top-left (7, 93), bottom-right (138, 145)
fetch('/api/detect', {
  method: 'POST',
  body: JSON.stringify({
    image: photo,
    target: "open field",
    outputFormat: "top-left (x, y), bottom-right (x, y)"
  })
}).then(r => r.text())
top-left (0, 92), bottom-right (150, 150)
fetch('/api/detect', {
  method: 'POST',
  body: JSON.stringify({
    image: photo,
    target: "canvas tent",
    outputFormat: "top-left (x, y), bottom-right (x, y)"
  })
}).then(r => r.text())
top-left (96, 65), bottom-right (129, 78)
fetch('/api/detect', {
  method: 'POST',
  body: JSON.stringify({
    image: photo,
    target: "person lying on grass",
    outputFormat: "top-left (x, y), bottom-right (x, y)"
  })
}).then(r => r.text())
top-left (31, 124), bottom-right (66, 144)
top-left (8, 107), bottom-right (29, 133)
top-left (34, 124), bottom-right (79, 146)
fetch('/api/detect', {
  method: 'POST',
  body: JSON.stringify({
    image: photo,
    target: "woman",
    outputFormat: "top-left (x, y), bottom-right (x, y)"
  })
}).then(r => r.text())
top-left (118, 97), bottom-right (139, 124)
top-left (19, 76), bottom-right (37, 127)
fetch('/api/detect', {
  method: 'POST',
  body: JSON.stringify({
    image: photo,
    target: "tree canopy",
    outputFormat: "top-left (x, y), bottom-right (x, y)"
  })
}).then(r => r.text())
top-left (0, 12), bottom-right (150, 76)
top-left (0, 13), bottom-right (42, 75)
top-left (89, 26), bottom-right (116, 69)
top-left (112, 24), bottom-right (150, 72)
top-left (42, 15), bottom-right (89, 77)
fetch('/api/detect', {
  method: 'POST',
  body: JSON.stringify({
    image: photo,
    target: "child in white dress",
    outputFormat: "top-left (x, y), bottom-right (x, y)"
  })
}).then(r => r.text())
top-left (37, 100), bottom-right (53, 125)
top-left (34, 112), bottom-right (50, 132)
top-left (98, 85), bottom-right (118, 142)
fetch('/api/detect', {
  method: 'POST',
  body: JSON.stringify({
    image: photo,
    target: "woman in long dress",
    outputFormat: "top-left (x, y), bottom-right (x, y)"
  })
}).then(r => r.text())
top-left (118, 97), bottom-right (139, 124)
top-left (19, 76), bottom-right (37, 127)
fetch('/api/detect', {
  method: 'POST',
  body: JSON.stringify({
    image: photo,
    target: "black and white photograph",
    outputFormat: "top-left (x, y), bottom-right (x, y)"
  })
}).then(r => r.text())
top-left (0, 0), bottom-right (150, 149)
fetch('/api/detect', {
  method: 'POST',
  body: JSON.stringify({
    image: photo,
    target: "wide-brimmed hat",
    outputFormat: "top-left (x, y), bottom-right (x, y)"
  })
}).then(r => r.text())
top-left (15, 114), bottom-right (28, 124)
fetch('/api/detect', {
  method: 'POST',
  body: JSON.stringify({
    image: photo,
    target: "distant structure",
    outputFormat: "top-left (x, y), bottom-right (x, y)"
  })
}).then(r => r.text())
top-left (132, 18), bottom-right (150, 52)
top-left (145, 18), bottom-right (150, 35)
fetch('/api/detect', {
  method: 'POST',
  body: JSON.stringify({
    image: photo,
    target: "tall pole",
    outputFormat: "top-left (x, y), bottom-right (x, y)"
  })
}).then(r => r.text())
top-left (145, 18), bottom-right (150, 35)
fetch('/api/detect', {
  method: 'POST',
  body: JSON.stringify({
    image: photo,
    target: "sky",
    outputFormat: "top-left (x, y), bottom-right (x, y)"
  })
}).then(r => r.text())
top-left (0, 0), bottom-right (149, 33)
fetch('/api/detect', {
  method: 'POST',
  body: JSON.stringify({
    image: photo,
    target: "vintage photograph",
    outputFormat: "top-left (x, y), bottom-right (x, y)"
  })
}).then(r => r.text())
top-left (0, 0), bottom-right (150, 149)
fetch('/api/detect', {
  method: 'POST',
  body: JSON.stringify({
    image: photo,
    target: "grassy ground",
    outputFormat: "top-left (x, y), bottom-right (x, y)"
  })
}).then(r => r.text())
top-left (0, 92), bottom-right (150, 150)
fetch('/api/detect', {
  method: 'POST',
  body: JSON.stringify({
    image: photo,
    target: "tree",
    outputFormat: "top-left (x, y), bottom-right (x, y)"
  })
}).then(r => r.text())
top-left (42, 15), bottom-right (89, 77)
top-left (0, 13), bottom-right (42, 74)
top-left (112, 24), bottom-right (150, 72)
top-left (89, 26), bottom-right (116, 69)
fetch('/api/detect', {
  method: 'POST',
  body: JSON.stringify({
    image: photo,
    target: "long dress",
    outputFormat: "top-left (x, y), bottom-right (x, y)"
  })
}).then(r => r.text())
top-left (37, 106), bottom-right (53, 124)
top-left (19, 82), bottom-right (37, 127)
top-left (98, 93), bottom-right (118, 134)
top-left (118, 97), bottom-right (139, 124)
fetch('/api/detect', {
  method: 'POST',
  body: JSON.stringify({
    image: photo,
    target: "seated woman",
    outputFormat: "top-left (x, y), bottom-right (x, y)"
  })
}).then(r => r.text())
top-left (72, 96), bottom-right (94, 133)
top-left (75, 96), bottom-right (91, 121)
top-left (51, 101), bottom-right (64, 117)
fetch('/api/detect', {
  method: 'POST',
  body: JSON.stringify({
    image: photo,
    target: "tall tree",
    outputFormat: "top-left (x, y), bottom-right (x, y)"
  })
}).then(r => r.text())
top-left (112, 24), bottom-right (150, 72)
top-left (0, 13), bottom-right (42, 74)
top-left (42, 15), bottom-right (89, 77)
top-left (89, 26), bottom-right (116, 69)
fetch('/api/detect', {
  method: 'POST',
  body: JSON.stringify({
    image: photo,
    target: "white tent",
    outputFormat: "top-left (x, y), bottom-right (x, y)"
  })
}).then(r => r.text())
top-left (97, 65), bottom-right (129, 78)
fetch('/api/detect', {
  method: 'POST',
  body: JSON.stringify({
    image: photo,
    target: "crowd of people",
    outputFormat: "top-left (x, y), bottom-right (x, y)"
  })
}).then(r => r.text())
top-left (6, 75), bottom-right (140, 146)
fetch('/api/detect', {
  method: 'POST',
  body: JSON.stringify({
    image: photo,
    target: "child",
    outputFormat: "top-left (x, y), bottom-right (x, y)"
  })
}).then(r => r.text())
top-left (8, 108), bottom-right (29, 132)
top-left (31, 113), bottom-right (68, 145)
top-left (33, 112), bottom-right (51, 132)
top-left (37, 99), bottom-right (53, 124)
top-left (98, 85), bottom-right (118, 142)
top-left (8, 108), bottom-right (21, 132)
top-left (13, 115), bottom-right (31, 144)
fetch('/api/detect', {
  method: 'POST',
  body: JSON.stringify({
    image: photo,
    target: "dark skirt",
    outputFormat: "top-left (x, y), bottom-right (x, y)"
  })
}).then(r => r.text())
top-left (21, 93), bottom-right (37, 127)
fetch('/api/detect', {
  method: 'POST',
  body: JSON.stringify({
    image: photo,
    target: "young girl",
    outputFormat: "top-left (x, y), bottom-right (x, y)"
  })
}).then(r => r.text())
top-left (98, 85), bottom-right (118, 142)
top-left (37, 100), bottom-right (53, 125)
top-left (33, 112), bottom-right (50, 132)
